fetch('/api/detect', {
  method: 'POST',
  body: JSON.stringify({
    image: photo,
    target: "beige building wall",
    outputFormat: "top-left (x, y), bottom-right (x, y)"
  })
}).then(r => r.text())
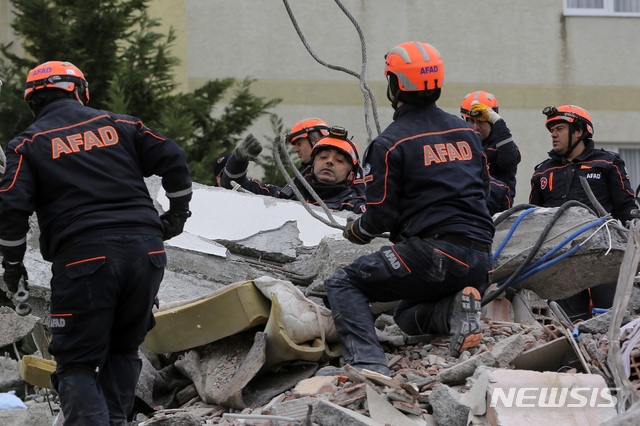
top-left (163, 0), bottom-right (640, 203)
top-left (3, 0), bottom-right (640, 203)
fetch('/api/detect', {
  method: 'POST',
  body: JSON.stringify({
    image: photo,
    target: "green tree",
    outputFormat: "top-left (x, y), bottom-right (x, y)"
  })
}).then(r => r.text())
top-left (259, 114), bottom-right (301, 188)
top-left (0, 0), bottom-right (281, 185)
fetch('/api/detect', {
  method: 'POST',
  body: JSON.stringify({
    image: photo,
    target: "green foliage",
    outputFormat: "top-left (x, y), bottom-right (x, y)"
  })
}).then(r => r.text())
top-left (259, 114), bottom-right (301, 188)
top-left (0, 0), bottom-right (281, 185)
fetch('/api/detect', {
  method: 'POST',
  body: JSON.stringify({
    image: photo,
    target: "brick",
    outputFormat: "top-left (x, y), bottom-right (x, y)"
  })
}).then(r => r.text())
top-left (292, 376), bottom-right (338, 397)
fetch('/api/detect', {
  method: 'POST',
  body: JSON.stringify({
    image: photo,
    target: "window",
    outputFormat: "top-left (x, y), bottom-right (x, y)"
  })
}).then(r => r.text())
top-left (564, 0), bottom-right (640, 16)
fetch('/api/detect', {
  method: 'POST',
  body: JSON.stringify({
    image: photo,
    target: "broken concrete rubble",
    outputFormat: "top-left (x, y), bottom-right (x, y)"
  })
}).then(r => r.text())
top-left (1, 179), bottom-right (640, 425)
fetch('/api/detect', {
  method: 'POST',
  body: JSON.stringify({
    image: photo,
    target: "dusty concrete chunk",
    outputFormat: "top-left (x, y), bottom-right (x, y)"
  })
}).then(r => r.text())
top-left (493, 207), bottom-right (627, 300)
top-left (437, 351), bottom-right (496, 384)
top-left (0, 307), bottom-right (40, 347)
top-left (311, 398), bottom-right (385, 425)
top-left (578, 311), bottom-right (631, 335)
top-left (492, 333), bottom-right (534, 368)
top-left (429, 383), bottom-right (470, 426)
top-left (367, 386), bottom-right (416, 426)
top-left (600, 398), bottom-right (640, 426)
top-left (486, 369), bottom-right (617, 425)
top-left (293, 376), bottom-right (338, 397)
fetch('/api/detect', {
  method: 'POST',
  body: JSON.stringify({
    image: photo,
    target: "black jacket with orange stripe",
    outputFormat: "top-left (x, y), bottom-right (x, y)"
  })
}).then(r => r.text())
top-left (488, 177), bottom-right (512, 216)
top-left (221, 152), bottom-right (366, 213)
top-left (529, 139), bottom-right (637, 222)
top-left (355, 103), bottom-right (495, 244)
top-left (0, 98), bottom-right (192, 262)
top-left (483, 119), bottom-right (520, 199)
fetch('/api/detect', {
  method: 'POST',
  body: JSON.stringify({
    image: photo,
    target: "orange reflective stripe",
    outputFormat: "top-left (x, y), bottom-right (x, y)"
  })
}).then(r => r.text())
top-left (549, 172), bottom-right (553, 191)
top-left (434, 248), bottom-right (469, 268)
top-left (148, 250), bottom-right (166, 255)
top-left (66, 256), bottom-right (106, 267)
top-left (391, 246), bottom-right (411, 273)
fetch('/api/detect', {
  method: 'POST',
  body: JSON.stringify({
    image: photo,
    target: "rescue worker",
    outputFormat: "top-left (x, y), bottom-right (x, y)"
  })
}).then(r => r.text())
top-left (488, 176), bottom-right (512, 216)
top-left (318, 41), bottom-right (494, 377)
top-left (213, 152), bottom-right (231, 187)
top-left (0, 61), bottom-right (192, 425)
top-left (461, 91), bottom-right (521, 202)
top-left (221, 126), bottom-right (366, 213)
top-left (530, 104), bottom-right (637, 321)
top-left (0, 79), bottom-right (5, 177)
top-left (287, 117), bottom-right (366, 198)
top-left (287, 117), bottom-right (330, 168)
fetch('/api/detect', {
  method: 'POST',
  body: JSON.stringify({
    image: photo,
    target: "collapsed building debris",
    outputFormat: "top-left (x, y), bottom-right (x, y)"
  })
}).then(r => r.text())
top-left (1, 178), bottom-right (640, 425)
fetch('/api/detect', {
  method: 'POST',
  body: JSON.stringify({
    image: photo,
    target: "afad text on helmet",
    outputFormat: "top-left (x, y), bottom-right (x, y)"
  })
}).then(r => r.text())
top-left (420, 66), bottom-right (439, 75)
top-left (31, 66), bottom-right (53, 76)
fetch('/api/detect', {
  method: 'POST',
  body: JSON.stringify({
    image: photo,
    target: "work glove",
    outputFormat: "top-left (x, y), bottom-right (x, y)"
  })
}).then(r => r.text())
top-left (234, 134), bottom-right (263, 162)
top-left (2, 259), bottom-right (27, 294)
top-left (469, 101), bottom-right (502, 124)
top-left (160, 210), bottom-right (192, 241)
top-left (343, 217), bottom-right (372, 245)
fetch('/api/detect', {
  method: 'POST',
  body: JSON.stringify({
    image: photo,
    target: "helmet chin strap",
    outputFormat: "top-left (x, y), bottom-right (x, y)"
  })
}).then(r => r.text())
top-left (564, 122), bottom-right (587, 158)
top-left (386, 85), bottom-right (399, 110)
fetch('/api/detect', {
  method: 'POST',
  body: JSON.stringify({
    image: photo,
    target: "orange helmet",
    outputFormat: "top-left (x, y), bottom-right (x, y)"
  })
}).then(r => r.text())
top-left (384, 41), bottom-right (444, 91)
top-left (460, 91), bottom-right (499, 118)
top-left (311, 126), bottom-right (359, 167)
top-left (543, 105), bottom-right (594, 137)
top-left (24, 61), bottom-right (90, 104)
top-left (287, 118), bottom-right (330, 145)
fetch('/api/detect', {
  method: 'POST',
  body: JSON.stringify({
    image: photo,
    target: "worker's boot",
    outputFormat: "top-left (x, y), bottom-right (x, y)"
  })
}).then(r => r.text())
top-left (448, 286), bottom-right (483, 356)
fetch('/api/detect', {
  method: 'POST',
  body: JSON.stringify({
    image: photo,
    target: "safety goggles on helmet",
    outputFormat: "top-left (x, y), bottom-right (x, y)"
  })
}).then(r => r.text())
top-left (543, 105), bottom-right (594, 136)
top-left (311, 126), bottom-right (360, 167)
top-left (24, 61), bottom-right (90, 104)
top-left (384, 41), bottom-right (444, 91)
top-left (287, 118), bottom-right (330, 145)
top-left (460, 91), bottom-right (499, 118)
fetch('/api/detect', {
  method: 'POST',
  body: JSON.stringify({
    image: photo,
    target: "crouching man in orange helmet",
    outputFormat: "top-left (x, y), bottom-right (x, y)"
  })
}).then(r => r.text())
top-left (317, 41), bottom-right (495, 378)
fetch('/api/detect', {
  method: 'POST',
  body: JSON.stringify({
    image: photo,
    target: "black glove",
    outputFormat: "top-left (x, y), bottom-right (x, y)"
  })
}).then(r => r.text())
top-left (2, 259), bottom-right (28, 294)
top-left (160, 210), bottom-right (192, 240)
top-left (234, 134), bottom-right (263, 162)
top-left (343, 217), bottom-right (372, 245)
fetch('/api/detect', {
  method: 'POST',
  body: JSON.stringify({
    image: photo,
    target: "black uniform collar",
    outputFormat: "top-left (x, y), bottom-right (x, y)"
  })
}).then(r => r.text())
top-left (392, 102), bottom-right (437, 120)
top-left (35, 98), bottom-right (82, 121)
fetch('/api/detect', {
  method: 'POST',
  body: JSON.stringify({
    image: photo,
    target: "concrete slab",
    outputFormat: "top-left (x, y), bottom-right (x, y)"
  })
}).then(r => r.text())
top-left (493, 206), bottom-right (626, 300)
top-left (366, 385), bottom-right (421, 426)
top-left (485, 369), bottom-right (617, 425)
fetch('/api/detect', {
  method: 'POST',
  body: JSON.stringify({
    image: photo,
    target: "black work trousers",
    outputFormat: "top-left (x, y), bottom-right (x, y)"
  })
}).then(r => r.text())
top-left (325, 235), bottom-right (492, 368)
top-left (48, 234), bottom-right (165, 426)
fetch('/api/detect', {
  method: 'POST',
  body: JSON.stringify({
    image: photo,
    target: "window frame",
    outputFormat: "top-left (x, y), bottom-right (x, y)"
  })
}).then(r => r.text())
top-left (564, 0), bottom-right (640, 17)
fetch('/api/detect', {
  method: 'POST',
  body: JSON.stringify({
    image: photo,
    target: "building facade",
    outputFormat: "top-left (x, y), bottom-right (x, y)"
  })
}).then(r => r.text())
top-left (3, 0), bottom-right (640, 203)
